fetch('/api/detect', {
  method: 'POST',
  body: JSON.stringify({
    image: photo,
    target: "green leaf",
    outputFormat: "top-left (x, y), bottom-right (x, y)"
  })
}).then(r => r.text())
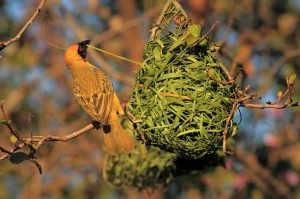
top-left (0, 120), bottom-right (11, 125)
top-left (188, 24), bottom-right (201, 37)
top-left (208, 68), bottom-right (216, 76)
top-left (153, 46), bottom-right (162, 61)
top-left (231, 125), bottom-right (238, 137)
top-left (186, 35), bottom-right (199, 46)
top-left (209, 43), bottom-right (218, 52)
top-left (169, 40), bottom-right (184, 51)
top-left (168, 35), bottom-right (187, 51)
top-left (288, 74), bottom-right (296, 86)
top-left (199, 38), bottom-right (208, 46)
top-left (155, 39), bottom-right (164, 49)
top-left (10, 135), bottom-right (18, 144)
top-left (157, 73), bottom-right (183, 81)
top-left (277, 91), bottom-right (283, 98)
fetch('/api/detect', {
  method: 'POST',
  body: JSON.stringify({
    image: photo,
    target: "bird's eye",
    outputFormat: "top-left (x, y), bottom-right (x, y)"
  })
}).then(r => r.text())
top-left (77, 45), bottom-right (87, 59)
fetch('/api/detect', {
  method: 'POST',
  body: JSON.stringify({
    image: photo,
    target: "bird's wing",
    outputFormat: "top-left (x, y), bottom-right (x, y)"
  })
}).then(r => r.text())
top-left (73, 68), bottom-right (114, 124)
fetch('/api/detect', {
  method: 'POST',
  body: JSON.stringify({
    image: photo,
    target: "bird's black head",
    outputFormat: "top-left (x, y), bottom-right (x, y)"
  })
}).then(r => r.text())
top-left (77, 40), bottom-right (91, 59)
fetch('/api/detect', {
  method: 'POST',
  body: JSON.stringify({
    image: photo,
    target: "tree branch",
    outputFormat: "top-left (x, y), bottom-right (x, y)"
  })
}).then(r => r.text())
top-left (0, 123), bottom-right (94, 160)
top-left (242, 76), bottom-right (299, 109)
top-left (206, 62), bottom-right (299, 153)
top-left (1, 99), bottom-right (95, 161)
top-left (150, 0), bottom-right (188, 40)
top-left (0, 0), bottom-right (47, 51)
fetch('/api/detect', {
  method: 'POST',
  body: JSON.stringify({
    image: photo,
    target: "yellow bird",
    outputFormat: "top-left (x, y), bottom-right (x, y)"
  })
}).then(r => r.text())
top-left (64, 40), bottom-right (134, 154)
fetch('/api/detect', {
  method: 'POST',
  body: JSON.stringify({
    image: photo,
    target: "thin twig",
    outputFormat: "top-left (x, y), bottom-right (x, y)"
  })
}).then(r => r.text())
top-left (218, 0), bottom-right (238, 47)
top-left (219, 64), bottom-right (234, 82)
top-left (149, 0), bottom-right (189, 40)
top-left (0, 100), bottom-right (7, 120)
top-left (0, 0), bottom-right (47, 51)
top-left (150, 0), bottom-right (172, 39)
top-left (0, 124), bottom-right (94, 160)
top-left (0, 143), bottom-right (24, 160)
top-left (202, 21), bottom-right (220, 38)
top-left (23, 124), bottom-right (94, 143)
top-left (0, 146), bottom-right (13, 156)
top-left (121, 103), bottom-right (147, 143)
top-left (221, 71), bottom-right (300, 153)
top-left (222, 101), bottom-right (238, 154)
top-left (242, 102), bottom-right (300, 109)
top-left (206, 68), bottom-right (235, 85)
top-left (0, 101), bottom-right (95, 160)
top-left (172, 0), bottom-right (188, 19)
top-left (1, 101), bottom-right (24, 144)
top-left (126, 111), bottom-right (146, 143)
top-left (218, 46), bottom-right (243, 76)
top-left (242, 76), bottom-right (299, 109)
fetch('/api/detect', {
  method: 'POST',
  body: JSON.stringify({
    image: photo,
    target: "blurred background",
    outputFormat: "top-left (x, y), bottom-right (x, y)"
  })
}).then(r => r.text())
top-left (1, 0), bottom-right (300, 198)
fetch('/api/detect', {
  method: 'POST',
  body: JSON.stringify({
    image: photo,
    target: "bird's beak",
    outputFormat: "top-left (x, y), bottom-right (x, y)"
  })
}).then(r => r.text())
top-left (78, 40), bottom-right (91, 46)
top-left (77, 40), bottom-right (91, 59)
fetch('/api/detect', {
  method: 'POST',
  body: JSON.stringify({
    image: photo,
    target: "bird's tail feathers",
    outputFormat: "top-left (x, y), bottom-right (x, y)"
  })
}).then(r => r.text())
top-left (103, 111), bottom-right (135, 155)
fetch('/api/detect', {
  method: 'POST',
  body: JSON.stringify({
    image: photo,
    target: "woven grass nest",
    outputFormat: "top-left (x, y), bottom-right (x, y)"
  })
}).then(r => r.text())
top-left (104, 144), bottom-right (177, 190)
top-left (126, 7), bottom-right (238, 159)
top-left (103, 142), bottom-right (225, 189)
top-left (104, 1), bottom-right (239, 189)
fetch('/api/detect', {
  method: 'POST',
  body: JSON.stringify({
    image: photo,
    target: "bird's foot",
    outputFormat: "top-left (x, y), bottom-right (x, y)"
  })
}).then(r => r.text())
top-left (92, 121), bottom-right (101, 130)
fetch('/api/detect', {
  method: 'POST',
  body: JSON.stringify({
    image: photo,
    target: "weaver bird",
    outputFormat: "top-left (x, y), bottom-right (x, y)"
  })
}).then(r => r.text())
top-left (64, 40), bottom-right (135, 154)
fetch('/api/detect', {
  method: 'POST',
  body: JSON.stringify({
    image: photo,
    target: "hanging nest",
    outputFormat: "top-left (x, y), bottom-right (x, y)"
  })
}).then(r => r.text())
top-left (103, 116), bottom-right (227, 190)
top-left (103, 116), bottom-right (227, 189)
top-left (103, 142), bottom-right (227, 189)
top-left (104, 0), bottom-right (239, 189)
top-left (127, 1), bottom-right (238, 159)
top-left (103, 143), bottom-right (177, 190)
